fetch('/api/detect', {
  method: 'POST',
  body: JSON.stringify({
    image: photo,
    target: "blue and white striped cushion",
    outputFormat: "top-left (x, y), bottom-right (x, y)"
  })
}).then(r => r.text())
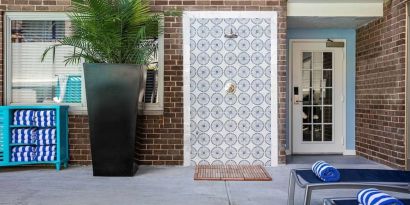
top-left (37, 145), bottom-right (56, 152)
top-left (312, 160), bottom-right (341, 182)
top-left (357, 188), bottom-right (404, 205)
top-left (13, 110), bottom-right (35, 126)
top-left (11, 146), bottom-right (36, 152)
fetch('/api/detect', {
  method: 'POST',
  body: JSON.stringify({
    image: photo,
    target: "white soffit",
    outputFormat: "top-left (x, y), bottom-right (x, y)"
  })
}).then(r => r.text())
top-left (287, 0), bottom-right (384, 17)
top-left (287, 0), bottom-right (383, 28)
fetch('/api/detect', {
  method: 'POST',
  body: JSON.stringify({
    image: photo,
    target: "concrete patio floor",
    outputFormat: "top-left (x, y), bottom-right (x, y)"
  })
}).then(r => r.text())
top-left (0, 156), bottom-right (407, 205)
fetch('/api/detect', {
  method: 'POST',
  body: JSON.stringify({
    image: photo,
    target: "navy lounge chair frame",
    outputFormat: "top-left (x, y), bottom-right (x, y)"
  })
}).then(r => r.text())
top-left (323, 197), bottom-right (410, 205)
top-left (288, 169), bottom-right (410, 205)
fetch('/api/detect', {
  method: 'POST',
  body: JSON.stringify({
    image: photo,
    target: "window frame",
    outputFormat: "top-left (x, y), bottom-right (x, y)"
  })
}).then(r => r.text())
top-left (4, 12), bottom-right (164, 115)
top-left (142, 15), bottom-right (164, 115)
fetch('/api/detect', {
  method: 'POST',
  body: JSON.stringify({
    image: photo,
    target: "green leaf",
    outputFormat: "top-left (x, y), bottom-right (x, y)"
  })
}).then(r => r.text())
top-left (42, 0), bottom-right (163, 65)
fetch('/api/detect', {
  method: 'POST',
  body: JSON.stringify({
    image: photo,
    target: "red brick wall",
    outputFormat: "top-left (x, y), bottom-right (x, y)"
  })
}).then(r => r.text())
top-left (0, 1), bottom-right (93, 165)
top-left (0, 0), bottom-right (288, 166)
top-left (356, 0), bottom-right (407, 169)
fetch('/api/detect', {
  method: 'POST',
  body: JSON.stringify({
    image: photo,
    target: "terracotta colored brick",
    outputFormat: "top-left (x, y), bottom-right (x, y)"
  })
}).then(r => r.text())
top-left (43, 0), bottom-right (56, 4)
top-left (28, 0), bottom-right (41, 5)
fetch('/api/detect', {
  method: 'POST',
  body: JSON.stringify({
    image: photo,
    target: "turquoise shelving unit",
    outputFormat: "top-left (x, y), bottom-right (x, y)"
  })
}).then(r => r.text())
top-left (0, 105), bottom-right (69, 171)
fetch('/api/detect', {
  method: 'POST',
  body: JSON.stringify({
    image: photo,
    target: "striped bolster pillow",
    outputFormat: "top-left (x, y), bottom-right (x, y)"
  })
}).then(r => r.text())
top-left (312, 160), bottom-right (341, 182)
top-left (357, 188), bottom-right (404, 205)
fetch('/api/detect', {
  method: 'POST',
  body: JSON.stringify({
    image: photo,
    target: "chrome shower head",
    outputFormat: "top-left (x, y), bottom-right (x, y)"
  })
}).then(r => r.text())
top-left (224, 28), bottom-right (238, 39)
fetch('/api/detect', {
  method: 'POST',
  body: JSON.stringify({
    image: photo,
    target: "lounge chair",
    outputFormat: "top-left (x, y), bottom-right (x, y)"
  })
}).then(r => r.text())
top-left (288, 169), bottom-right (410, 205)
top-left (323, 197), bottom-right (410, 205)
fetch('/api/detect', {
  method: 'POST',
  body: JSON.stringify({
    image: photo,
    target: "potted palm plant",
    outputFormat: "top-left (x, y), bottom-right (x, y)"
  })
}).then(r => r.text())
top-left (43, 0), bottom-right (161, 176)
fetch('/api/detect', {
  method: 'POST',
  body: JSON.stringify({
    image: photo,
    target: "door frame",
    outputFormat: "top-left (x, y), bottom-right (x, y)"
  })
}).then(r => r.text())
top-left (288, 39), bottom-right (347, 155)
top-left (182, 11), bottom-right (279, 166)
top-left (406, 2), bottom-right (409, 170)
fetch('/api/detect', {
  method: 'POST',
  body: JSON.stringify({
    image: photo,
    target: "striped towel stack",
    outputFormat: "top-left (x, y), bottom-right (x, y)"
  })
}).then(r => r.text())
top-left (357, 188), bottom-right (404, 205)
top-left (35, 110), bottom-right (56, 127)
top-left (10, 146), bottom-right (36, 162)
top-left (13, 110), bottom-right (35, 126)
top-left (36, 128), bottom-right (56, 145)
top-left (11, 128), bottom-right (37, 144)
top-left (312, 160), bottom-right (341, 182)
top-left (35, 137), bottom-right (56, 162)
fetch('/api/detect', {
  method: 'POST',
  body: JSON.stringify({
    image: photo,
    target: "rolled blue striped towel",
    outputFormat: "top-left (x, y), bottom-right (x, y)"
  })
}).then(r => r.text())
top-left (37, 135), bottom-right (56, 141)
top-left (13, 110), bottom-right (35, 126)
top-left (11, 137), bottom-right (36, 144)
top-left (11, 151), bottom-right (35, 158)
top-left (35, 110), bottom-right (56, 127)
top-left (36, 128), bottom-right (56, 141)
top-left (11, 146), bottom-right (36, 152)
top-left (35, 110), bottom-right (56, 117)
top-left (37, 145), bottom-right (56, 152)
top-left (357, 188), bottom-right (404, 205)
top-left (37, 128), bottom-right (56, 135)
top-left (11, 128), bottom-right (37, 144)
top-left (12, 128), bottom-right (37, 137)
top-left (36, 155), bottom-right (56, 161)
top-left (37, 139), bottom-right (56, 145)
top-left (312, 160), bottom-right (341, 182)
top-left (35, 119), bottom-right (56, 127)
top-left (36, 151), bottom-right (56, 157)
top-left (11, 156), bottom-right (34, 162)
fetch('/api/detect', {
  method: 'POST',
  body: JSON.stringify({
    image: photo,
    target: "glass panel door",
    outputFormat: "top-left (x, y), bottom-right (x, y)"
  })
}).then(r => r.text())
top-left (292, 41), bottom-right (343, 154)
top-left (301, 52), bottom-right (333, 142)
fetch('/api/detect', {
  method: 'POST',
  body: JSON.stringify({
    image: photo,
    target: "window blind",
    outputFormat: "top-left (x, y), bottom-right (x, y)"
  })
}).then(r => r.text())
top-left (10, 20), bottom-right (84, 105)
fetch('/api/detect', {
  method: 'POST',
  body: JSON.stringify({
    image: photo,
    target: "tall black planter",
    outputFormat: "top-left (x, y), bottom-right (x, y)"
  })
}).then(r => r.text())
top-left (84, 63), bottom-right (143, 176)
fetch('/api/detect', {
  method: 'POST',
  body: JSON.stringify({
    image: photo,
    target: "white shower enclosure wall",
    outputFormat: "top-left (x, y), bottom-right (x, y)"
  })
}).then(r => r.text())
top-left (183, 11), bottom-right (278, 166)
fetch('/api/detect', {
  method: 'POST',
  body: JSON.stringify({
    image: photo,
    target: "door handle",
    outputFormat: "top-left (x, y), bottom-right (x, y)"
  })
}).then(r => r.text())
top-left (295, 100), bottom-right (304, 103)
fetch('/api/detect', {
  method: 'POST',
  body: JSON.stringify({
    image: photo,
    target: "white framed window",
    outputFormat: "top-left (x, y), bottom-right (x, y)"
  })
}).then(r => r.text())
top-left (4, 12), bottom-right (164, 115)
top-left (141, 15), bottom-right (164, 115)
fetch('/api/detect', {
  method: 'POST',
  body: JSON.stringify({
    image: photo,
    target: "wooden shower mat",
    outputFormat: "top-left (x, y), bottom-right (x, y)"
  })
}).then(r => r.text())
top-left (194, 165), bottom-right (272, 181)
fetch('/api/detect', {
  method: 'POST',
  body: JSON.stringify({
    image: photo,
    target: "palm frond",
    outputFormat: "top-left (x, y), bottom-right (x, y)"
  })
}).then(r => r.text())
top-left (42, 0), bottom-right (162, 65)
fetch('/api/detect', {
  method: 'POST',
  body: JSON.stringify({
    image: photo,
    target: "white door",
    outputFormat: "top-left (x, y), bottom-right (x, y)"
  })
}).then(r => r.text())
top-left (291, 41), bottom-right (344, 154)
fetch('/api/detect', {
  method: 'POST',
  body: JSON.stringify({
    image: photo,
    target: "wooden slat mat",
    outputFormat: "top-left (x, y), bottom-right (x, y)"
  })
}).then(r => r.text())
top-left (194, 165), bottom-right (272, 181)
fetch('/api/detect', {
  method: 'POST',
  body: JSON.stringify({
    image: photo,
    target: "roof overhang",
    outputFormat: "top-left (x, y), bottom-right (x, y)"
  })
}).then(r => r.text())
top-left (287, 0), bottom-right (384, 29)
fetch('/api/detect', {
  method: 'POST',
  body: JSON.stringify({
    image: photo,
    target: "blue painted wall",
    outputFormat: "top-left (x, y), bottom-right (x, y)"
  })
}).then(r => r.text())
top-left (287, 29), bottom-right (356, 151)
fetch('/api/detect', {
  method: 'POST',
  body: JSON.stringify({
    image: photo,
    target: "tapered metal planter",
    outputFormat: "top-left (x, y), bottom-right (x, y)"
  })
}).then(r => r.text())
top-left (84, 63), bottom-right (143, 176)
